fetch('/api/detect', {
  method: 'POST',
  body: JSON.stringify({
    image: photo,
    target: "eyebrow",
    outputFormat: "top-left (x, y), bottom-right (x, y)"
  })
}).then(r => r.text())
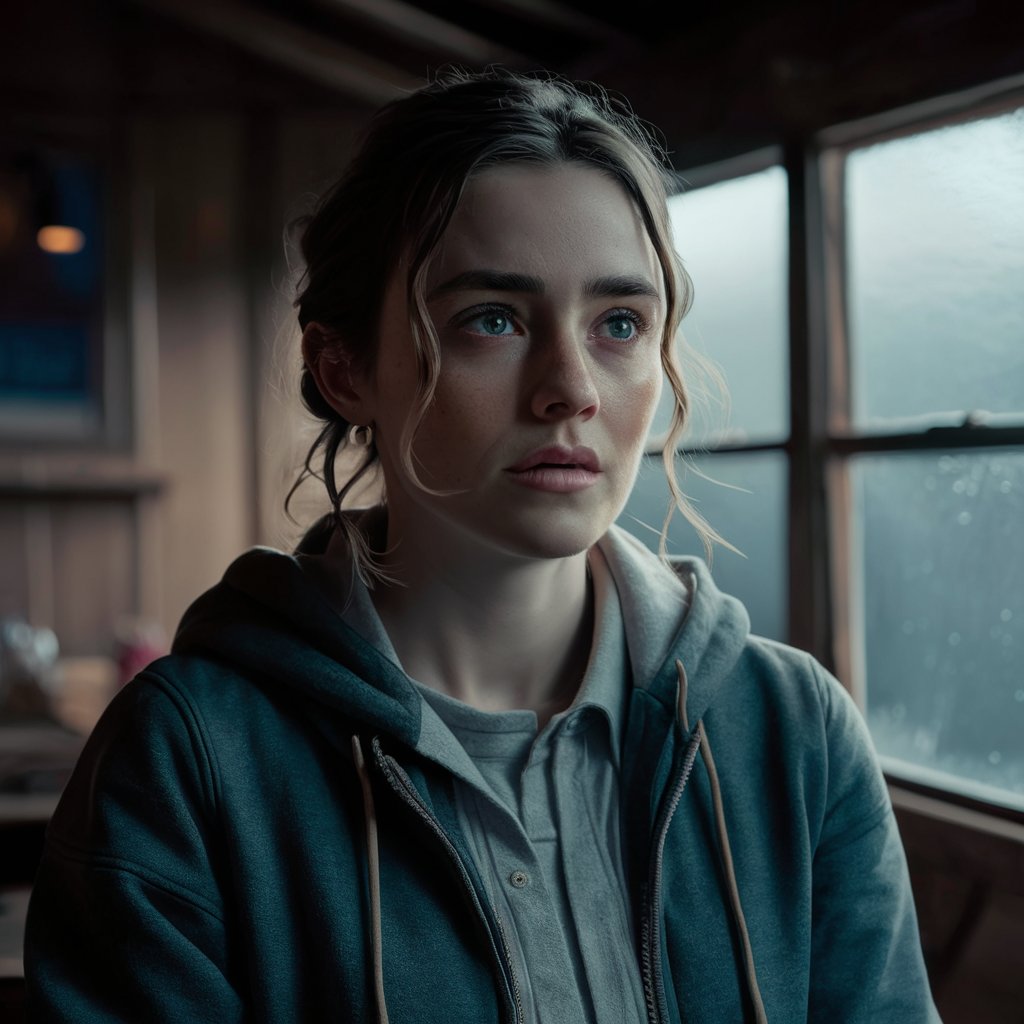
top-left (584, 274), bottom-right (660, 300)
top-left (428, 270), bottom-right (542, 299)
top-left (427, 269), bottom-right (660, 301)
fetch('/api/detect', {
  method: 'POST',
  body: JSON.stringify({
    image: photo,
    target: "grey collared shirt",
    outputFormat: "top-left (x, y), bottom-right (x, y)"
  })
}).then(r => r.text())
top-left (305, 540), bottom-right (647, 1024)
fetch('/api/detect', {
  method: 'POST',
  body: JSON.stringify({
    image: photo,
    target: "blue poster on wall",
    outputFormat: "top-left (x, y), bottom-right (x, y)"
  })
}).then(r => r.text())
top-left (0, 147), bottom-right (103, 436)
top-left (0, 324), bottom-right (92, 402)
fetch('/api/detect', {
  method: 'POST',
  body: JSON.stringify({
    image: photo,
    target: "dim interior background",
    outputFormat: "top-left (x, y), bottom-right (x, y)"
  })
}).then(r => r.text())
top-left (1, 0), bottom-right (1023, 1020)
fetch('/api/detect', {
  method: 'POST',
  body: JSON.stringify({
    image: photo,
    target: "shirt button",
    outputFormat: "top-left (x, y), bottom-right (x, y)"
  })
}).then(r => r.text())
top-left (509, 870), bottom-right (529, 889)
top-left (564, 714), bottom-right (583, 734)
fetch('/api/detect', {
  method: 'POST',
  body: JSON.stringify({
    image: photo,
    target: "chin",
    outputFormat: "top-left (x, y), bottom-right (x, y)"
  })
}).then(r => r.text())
top-left (481, 514), bottom-right (611, 562)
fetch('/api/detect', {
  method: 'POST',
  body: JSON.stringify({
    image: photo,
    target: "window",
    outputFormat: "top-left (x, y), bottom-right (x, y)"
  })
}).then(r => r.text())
top-left (619, 86), bottom-right (1024, 818)
top-left (618, 159), bottom-right (790, 641)
top-left (833, 100), bottom-right (1024, 812)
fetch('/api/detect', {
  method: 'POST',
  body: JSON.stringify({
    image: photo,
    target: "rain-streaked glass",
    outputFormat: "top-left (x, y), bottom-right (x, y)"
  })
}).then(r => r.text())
top-left (618, 451), bottom-right (787, 641)
top-left (853, 450), bottom-right (1024, 809)
top-left (846, 107), bottom-right (1024, 429)
top-left (650, 166), bottom-right (789, 446)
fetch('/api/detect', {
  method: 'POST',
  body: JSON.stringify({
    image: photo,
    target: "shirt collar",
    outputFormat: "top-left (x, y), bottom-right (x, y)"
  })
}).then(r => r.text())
top-left (549, 542), bottom-right (629, 770)
top-left (300, 522), bottom-right (631, 770)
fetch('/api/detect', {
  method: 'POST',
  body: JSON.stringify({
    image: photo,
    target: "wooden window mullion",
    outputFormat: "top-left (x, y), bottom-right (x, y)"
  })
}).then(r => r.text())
top-left (786, 140), bottom-right (834, 669)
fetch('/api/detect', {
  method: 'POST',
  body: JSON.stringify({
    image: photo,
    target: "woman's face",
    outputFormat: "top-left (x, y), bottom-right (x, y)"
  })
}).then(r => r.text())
top-left (362, 161), bottom-right (666, 564)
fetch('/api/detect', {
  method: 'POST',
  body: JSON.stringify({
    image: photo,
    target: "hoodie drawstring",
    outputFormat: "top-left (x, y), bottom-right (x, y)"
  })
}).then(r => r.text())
top-left (677, 661), bottom-right (767, 1023)
top-left (351, 735), bottom-right (390, 1024)
top-left (351, 667), bottom-right (765, 1024)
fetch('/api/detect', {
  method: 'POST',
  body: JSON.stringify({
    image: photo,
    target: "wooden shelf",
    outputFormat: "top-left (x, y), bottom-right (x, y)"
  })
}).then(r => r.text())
top-left (0, 456), bottom-right (167, 500)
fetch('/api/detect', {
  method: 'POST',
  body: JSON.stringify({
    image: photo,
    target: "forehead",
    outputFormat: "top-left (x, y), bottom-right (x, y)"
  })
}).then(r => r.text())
top-left (426, 162), bottom-right (662, 293)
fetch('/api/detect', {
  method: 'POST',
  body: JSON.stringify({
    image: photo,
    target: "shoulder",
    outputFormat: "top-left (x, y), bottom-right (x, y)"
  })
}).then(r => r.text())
top-left (703, 632), bottom-right (857, 760)
top-left (36, 662), bottom-right (237, 918)
top-left (738, 634), bottom-right (873, 753)
top-left (112, 653), bottom-right (337, 789)
top-left (52, 660), bottom-right (233, 821)
top-left (737, 635), bottom-right (850, 719)
top-left (51, 653), bottom-right (298, 832)
top-left (727, 635), bottom-right (892, 847)
top-left (138, 651), bottom-right (284, 725)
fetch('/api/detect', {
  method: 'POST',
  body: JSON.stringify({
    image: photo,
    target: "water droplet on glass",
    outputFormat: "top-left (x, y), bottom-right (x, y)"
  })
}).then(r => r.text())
top-left (948, 632), bottom-right (961, 646)
top-left (953, 479), bottom-right (966, 494)
top-left (913, 729), bottom-right (936, 755)
top-left (1014, 689), bottom-right (1024, 703)
top-left (988, 751), bottom-right (1002, 765)
top-left (957, 511), bottom-right (972, 526)
top-left (1000, 479), bottom-right (1012, 494)
top-left (1001, 608), bottom-right (1013, 622)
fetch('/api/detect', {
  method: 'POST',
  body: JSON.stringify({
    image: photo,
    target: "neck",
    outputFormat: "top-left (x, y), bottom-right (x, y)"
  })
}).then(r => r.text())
top-left (369, 522), bottom-right (594, 725)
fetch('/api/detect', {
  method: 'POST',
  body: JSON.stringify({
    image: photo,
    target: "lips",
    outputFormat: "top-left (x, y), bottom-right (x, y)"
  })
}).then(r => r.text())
top-left (507, 445), bottom-right (601, 473)
top-left (505, 445), bottom-right (602, 494)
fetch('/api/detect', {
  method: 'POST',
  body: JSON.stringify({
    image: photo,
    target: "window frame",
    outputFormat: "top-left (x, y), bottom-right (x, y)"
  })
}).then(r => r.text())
top-left (660, 74), bottom-right (1024, 828)
top-left (0, 118), bottom-right (134, 454)
top-left (810, 77), bottom-right (1024, 825)
top-left (638, 79), bottom-right (1024, 831)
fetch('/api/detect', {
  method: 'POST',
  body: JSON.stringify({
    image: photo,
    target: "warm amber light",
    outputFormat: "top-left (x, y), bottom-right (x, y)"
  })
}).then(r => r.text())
top-left (37, 225), bottom-right (86, 254)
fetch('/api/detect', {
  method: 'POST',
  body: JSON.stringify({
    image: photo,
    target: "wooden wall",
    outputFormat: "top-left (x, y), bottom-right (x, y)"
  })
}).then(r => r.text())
top-left (1, 109), bottom-right (369, 656)
top-left (0, 1), bottom-right (372, 659)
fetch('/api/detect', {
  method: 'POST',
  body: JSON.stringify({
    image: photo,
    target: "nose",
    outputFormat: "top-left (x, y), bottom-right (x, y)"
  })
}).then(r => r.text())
top-left (528, 330), bottom-right (600, 422)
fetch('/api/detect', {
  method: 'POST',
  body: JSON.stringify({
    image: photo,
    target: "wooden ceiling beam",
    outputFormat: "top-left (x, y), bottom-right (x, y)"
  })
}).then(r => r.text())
top-left (126, 0), bottom-right (424, 106)
top-left (466, 0), bottom-right (625, 45)
top-left (311, 0), bottom-right (530, 67)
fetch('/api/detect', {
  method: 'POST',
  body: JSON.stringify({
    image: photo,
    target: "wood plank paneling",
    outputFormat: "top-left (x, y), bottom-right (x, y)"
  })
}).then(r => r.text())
top-left (0, 506), bottom-right (28, 623)
top-left (49, 501), bottom-right (135, 657)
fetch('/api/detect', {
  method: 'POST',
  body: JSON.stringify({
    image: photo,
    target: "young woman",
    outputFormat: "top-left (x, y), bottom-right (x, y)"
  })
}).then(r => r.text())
top-left (26, 70), bottom-right (940, 1023)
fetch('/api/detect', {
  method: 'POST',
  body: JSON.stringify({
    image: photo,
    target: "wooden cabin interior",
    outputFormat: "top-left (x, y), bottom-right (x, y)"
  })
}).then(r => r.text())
top-left (1, 0), bottom-right (1023, 1019)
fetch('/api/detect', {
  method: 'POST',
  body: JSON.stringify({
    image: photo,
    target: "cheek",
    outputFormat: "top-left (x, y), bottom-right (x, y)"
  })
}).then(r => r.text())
top-left (639, 368), bottom-right (664, 422)
top-left (613, 362), bottom-right (663, 440)
top-left (410, 373), bottom-right (502, 468)
top-left (431, 361), bottom-right (517, 427)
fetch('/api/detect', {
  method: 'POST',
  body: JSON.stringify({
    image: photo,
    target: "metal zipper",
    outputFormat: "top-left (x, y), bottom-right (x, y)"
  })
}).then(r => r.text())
top-left (492, 905), bottom-right (526, 1024)
top-left (640, 730), bottom-right (703, 1024)
top-left (373, 745), bottom-right (525, 1024)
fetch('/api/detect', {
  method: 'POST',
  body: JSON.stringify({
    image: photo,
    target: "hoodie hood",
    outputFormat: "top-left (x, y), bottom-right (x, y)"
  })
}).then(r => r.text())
top-left (174, 516), bottom-right (751, 740)
top-left (597, 527), bottom-right (751, 726)
top-left (174, 527), bottom-right (423, 746)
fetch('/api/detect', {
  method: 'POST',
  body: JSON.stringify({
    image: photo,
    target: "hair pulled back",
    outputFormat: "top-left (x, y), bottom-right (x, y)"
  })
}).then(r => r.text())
top-left (291, 67), bottom-right (718, 572)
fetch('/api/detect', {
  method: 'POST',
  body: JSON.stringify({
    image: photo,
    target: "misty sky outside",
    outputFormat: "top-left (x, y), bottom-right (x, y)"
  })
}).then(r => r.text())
top-left (620, 109), bottom-right (1024, 809)
top-left (619, 166), bottom-right (790, 641)
top-left (847, 108), bottom-right (1024, 808)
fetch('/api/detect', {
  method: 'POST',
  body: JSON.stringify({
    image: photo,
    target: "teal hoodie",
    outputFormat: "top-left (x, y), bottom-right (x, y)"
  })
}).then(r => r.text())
top-left (25, 523), bottom-right (940, 1022)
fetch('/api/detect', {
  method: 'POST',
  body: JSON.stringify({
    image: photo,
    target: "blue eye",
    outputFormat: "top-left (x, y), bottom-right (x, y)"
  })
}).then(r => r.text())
top-left (600, 312), bottom-right (642, 342)
top-left (466, 310), bottom-right (516, 336)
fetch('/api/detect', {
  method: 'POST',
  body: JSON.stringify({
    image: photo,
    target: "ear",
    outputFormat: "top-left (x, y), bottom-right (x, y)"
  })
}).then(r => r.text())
top-left (301, 322), bottom-right (375, 424)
